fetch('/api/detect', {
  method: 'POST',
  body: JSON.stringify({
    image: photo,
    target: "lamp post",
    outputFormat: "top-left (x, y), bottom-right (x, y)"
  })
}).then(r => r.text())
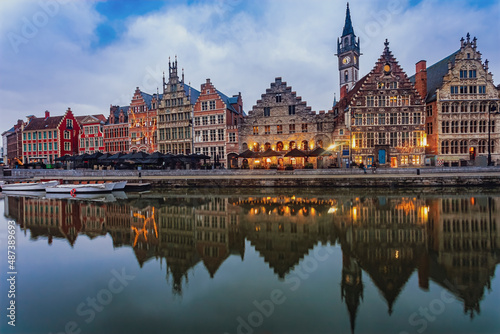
top-left (488, 104), bottom-right (498, 166)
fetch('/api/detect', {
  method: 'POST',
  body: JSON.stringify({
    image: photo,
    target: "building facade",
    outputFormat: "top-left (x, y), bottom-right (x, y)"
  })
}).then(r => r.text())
top-left (2, 119), bottom-right (24, 167)
top-left (239, 77), bottom-right (337, 168)
top-left (412, 34), bottom-right (500, 166)
top-left (157, 58), bottom-right (200, 155)
top-left (193, 79), bottom-right (243, 168)
top-left (104, 105), bottom-right (129, 154)
top-left (77, 114), bottom-right (107, 154)
top-left (348, 41), bottom-right (426, 168)
top-left (128, 87), bottom-right (160, 153)
top-left (22, 109), bottom-right (80, 164)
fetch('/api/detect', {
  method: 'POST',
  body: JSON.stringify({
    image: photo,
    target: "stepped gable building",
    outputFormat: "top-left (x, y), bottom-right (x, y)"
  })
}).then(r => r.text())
top-left (22, 108), bottom-right (80, 164)
top-left (157, 57), bottom-right (200, 155)
top-left (336, 2), bottom-right (360, 93)
top-left (128, 87), bottom-right (160, 153)
top-left (77, 114), bottom-right (107, 154)
top-left (349, 40), bottom-right (426, 168)
top-left (104, 105), bottom-right (129, 154)
top-left (410, 34), bottom-right (500, 166)
top-left (239, 77), bottom-right (337, 168)
top-left (193, 79), bottom-right (244, 168)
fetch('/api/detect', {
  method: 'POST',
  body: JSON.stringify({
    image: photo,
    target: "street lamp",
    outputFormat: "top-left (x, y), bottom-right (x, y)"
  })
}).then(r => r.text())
top-left (488, 104), bottom-right (499, 166)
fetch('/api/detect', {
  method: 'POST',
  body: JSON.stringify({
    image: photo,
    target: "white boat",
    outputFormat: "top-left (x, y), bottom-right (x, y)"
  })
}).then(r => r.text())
top-left (1, 180), bottom-right (59, 191)
top-left (112, 181), bottom-right (127, 190)
top-left (45, 182), bottom-right (115, 194)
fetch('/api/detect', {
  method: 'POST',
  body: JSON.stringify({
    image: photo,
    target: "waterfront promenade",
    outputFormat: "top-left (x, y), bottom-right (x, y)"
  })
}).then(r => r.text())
top-left (3, 166), bottom-right (500, 188)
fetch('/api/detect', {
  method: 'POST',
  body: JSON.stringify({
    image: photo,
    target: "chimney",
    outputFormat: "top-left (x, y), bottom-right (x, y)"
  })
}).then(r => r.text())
top-left (45, 110), bottom-right (50, 119)
top-left (340, 85), bottom-right (348, 99)
top-left (414, 60), bottom-right (427, 101)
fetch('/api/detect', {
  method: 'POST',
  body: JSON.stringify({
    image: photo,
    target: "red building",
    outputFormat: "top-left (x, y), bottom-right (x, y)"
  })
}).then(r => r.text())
top-left (128, 87), bottom-right (160, 153)
top-left (104, 105), bottom-right (129, 154)
top-left (77, 114), bottom-right (107, 154)
top-left (193, 79), bottom-right (244, 168)
top-left (2, 119), bottom-right (24, 167)
top-left (22, 108), bottom-right (81, 163)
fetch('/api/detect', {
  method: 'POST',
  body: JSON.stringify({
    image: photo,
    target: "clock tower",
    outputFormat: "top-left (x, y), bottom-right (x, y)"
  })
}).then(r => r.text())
top-left (337, 2), bottom-right (360, 92)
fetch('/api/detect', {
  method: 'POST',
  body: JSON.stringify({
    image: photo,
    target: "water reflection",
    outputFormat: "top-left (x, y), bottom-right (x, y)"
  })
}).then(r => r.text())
top-left (3, 190), bottom-right (499, 332)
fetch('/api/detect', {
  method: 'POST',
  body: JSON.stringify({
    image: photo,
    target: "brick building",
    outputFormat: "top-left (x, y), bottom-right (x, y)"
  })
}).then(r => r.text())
top-left (128, 87), bottom-right (160, 153)
top-left (104, 105), bottom-right (129, 154)
top-left (411, 34), bottom-right (500, 166)
top-left (77, 114), bottom-right (107, 154)
top-left (193, 79), bottom-right (243, 168)
top-left (22, 108), bottom-right (81, 164)
top-left (239, 77), bottom-right (337, 168)
top-left (347, 40), bottom-right (426, 168)
top-left (2, 119), bottom-right (24, 167)
top-left (157, 58), bottom-right (199, 155)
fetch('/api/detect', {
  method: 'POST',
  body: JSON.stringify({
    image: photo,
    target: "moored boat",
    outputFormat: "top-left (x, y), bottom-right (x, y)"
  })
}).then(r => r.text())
top-left (112, 181), bottom-right (127, 190)
top-left (1, 180), bottom-right (59, 191)
top-left (46, 182), bottom-right (115, 194)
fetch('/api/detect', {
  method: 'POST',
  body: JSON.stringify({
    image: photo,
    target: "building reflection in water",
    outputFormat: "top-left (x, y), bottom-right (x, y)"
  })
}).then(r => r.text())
top-left (3, 191), bottom-right (499, 329)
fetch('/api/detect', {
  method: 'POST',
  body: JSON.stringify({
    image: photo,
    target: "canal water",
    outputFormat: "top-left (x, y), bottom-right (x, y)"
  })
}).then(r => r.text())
top-left (1, 188), bottom-right (499, 334)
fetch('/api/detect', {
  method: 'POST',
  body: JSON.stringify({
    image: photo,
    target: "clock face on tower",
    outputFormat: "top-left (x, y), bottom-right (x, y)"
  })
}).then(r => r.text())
top-left (342, 56), bottom-right (351, 65)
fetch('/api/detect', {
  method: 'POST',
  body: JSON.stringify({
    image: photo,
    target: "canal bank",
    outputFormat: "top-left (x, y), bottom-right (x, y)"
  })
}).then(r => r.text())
top-left (4, 167), bottom-right (500, 188)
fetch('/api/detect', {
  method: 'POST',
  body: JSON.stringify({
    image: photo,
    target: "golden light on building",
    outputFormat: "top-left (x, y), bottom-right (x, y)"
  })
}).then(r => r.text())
top-left (351, 135), bottom-right (356, 148)
top-left (352, 207), bottom-right (358, 221)
top-left (395, 250), bottom-right (399, 259)
top-left (328, 207), bottom-right (338, 214)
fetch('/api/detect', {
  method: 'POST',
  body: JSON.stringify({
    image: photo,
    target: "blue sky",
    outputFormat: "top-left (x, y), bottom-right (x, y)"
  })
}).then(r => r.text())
top-left (1, 0), bottom-right (499, 136)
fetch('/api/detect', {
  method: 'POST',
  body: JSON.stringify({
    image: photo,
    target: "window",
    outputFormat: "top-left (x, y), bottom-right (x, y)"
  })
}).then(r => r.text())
top-left (390, 113), bottom-right (398, 125)
top-left (469, 86), bottom-right (477, 94)
top-left (390, 132), bottom-right (397, 147)
top-left (288, 105), bottom-right (295, 115)
top-left (253, 126), bottom-right (259, 135)
top-left (460, 140), bottom-right (468, 154)
top-left (378, 96), bottom-right (386, 107)
top-left (275, 94), bottom-right (282, 103)
top-left (264, 125), bottom-right (270, 135)
top-left (460, 70), bottom-right (467, 78)
top-left (43, 143), bottom-right (47, 151)
top-left (210, 115), bottom-right (216, 125)
top-left (209, 100), bottom-right (216, 110)
top-left (289, 124), bottom-right (295, 133)
top-left (461, 121), bottom-right (468, 133)
top-left (344, 70), bottom-right (348, 82)
top-left (451, 121), bottom-right (459, 133)
top-left (414, 131), bottom-right (421, 147)
top-left (194, 117), bottom-right (200, 126)
top-left (378, 132), bottom-right (386, 145)
top-left (401, 96), bottom-right (409, 106)
top-left (218, 129), bottom-right (224, 141)
top-left (389, 96), bottom-right (397, 106)
top-left (478, 140), bottom-right (487, 154)
top-left (401, 112), bottom-right (409, 125)
top-left (450, 140), bottom-right (458, 154)
top-left (66, 119), bottom-right (73, 128)
top-left (301, 123), bottom-right (307, 133)
top-left (202, 102), bottom-right (208, 111)
top-left (367, 114), bottom-right (374, 125)
top-left (378, 113), bottom-right (386, 125)
top-left (469, 70), bottom-right (476, 78)
top-left (210, 129), bottom-right (216, 141)
top-left (277, 125), bottom-right (283, 134)
top-left (339, 129), bottom-right (344, 135)
top-left (441, 121), bottom-right (449, 134)
top-left (401, 132), bottom-right (410, 146)
top-left (28, 144), bottom-right (31, 151)
top-left (353, 133), bottom-right (362, 148)
top-left (478, 85), bottom-right (486, 94)
top-left (413, 112), bottom-right (421, 125)
top-left (229, 132), bottom-right (236, 142)
top-left (426, 122), bottom-right (433, 135)
top-left (202, 116), bottom-right (208, 125)
top-left (218, 115), bottom-right (224, 124)
top-left (317, 122), bottom-right (323, 131)
top-left (441, 140), bottom-right (449, 154)
top-left (367, 133), bottom-right (375, 148)
top-left (460, 86), bottom-right (467, 94)
top-left (64, 142), bottom-right (71, 151)
top-left (64, 131), bottom-right (70, 139)
top-left (264, 107), bottom-right (271, 117)
top-left (202, 130), bottom-right (208, 142)
top-left (366, 96), bottom-right (375, 107)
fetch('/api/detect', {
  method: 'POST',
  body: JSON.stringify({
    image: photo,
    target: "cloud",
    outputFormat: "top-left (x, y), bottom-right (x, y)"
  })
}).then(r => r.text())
top-left (0, 0), bottom-right (499, 135)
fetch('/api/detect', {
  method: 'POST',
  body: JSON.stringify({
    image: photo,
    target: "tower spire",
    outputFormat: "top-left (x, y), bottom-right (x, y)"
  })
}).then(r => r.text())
top-left (342, 2), bottom-right (355, 37)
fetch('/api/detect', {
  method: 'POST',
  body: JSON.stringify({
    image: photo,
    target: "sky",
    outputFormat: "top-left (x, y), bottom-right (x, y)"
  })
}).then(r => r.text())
top-left (1, 0), bottom-right (499, 135)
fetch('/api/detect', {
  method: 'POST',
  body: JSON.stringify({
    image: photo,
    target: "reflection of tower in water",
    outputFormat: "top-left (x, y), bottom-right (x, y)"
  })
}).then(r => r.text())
top-left (341, 253), bottom-right (363, 334)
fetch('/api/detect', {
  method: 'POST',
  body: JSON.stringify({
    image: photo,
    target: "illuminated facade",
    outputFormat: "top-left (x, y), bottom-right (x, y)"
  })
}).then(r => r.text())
top-left (239, 77), bottom-right (337, 168)
top-left (128, 87), bottom-right (160, 153)
top-left (157, 58), bottom-right (200, 155)
top-left (348, 41), bottom-right (426, 168)
top-left (411, 34), bottom-right (500, 166)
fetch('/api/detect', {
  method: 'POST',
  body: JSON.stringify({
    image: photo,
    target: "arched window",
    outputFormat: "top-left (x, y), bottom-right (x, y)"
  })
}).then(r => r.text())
top-left (289, 141), bottom-right (296, 150)
top-left (264, 142), bottom-right (271, 151)
top-left (344, 70), bottom-right (349, 83)
top-left (276, 141), bottom-right (284, 151)
top-left (253, 143), bottom-right (260, 152)
top-left (301, 140), bottom-right (308, 150)
top-left (451, 140), bottom-right (459, 154)
top-left (441, 140), bottom-right (449, 154)
top-left (478, 140), bottom-right (487, 154)
top-left (460, 140), bottom-right (468, 154)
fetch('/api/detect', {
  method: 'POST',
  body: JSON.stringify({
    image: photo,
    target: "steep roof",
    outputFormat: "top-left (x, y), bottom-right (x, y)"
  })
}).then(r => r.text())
top-left (23, 116), bottom-right (64, 131)
top-left (409, 51), bottom-right (459, 103)
top-left (76, 114), bottom-right (107, 124)
top-left (342, 3), bottom-right (355, 37)
top-left (183, 83), bottom-right (200, 105)
top-left (216, 90), bottom-right (239, 113)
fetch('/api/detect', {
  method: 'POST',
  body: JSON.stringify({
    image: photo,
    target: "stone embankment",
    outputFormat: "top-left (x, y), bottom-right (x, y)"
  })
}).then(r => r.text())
top-left (3, 167), bottom-right (500, 188)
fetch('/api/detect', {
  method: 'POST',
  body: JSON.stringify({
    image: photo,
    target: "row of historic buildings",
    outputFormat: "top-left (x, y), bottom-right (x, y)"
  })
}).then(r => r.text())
top-left (2, 4), bottom-right (499, 168)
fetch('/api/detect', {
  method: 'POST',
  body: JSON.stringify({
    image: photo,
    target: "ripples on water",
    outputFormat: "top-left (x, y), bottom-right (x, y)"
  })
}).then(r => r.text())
top-left (1, 188), bottom-right (499, 334)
